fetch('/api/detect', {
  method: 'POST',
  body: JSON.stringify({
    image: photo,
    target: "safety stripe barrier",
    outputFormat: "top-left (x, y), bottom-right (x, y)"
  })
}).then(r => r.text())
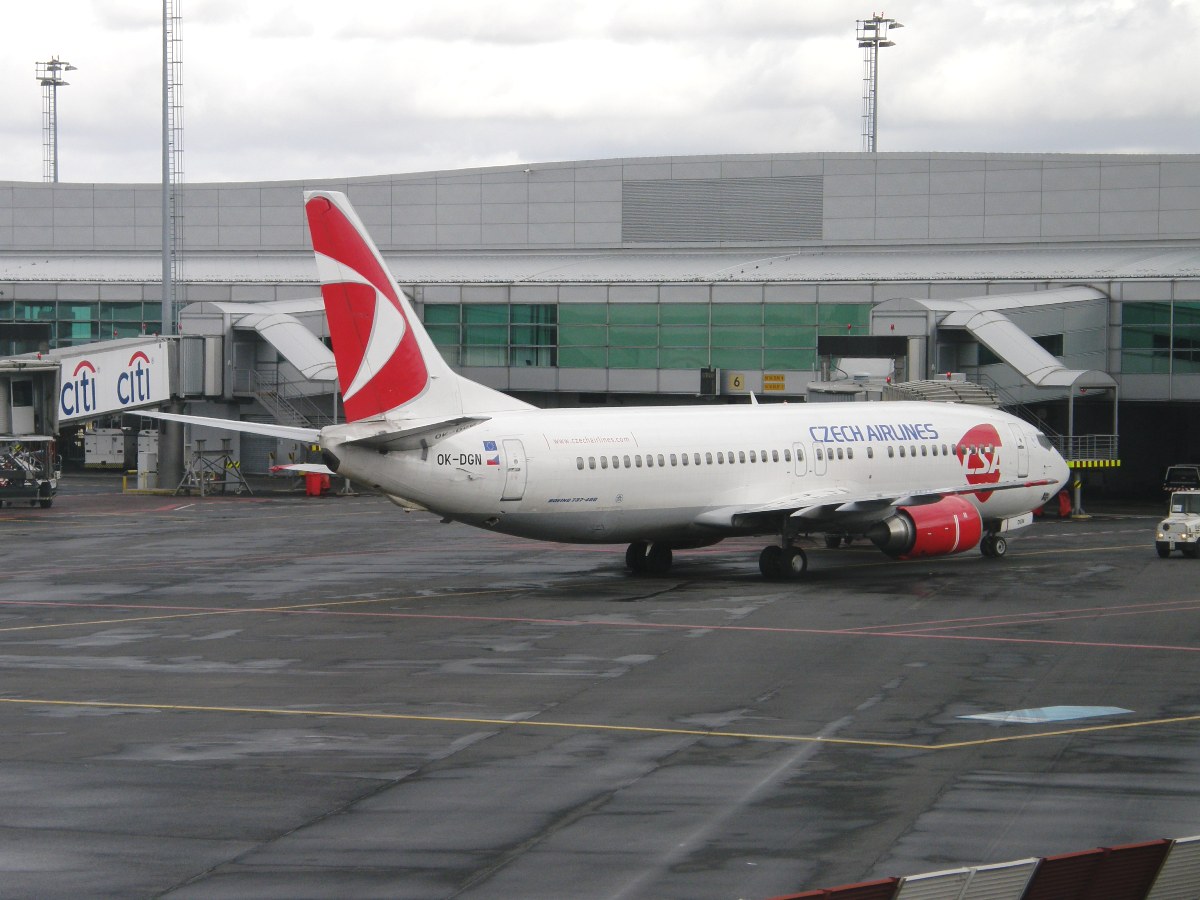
top-left (1068, 459), bottom-right (1122, 468)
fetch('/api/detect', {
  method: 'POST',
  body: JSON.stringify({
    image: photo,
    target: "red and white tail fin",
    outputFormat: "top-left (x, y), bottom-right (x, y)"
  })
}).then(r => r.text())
top-left (304, 191), bottom-right (532, 423)
top-left (305, 191), bottom-right (446, 421)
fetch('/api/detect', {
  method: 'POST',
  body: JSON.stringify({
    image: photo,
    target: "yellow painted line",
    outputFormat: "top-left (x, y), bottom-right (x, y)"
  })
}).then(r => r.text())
top-left (0, 697), bottom-right (1196, 753)
top-left (0, 697), bottom-right (931, 750)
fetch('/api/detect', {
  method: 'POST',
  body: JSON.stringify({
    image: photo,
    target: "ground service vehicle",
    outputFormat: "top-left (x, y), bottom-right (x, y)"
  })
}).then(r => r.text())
top-left (1163, 464), bottom-right (1200, 492)
top-left (1156, 490), bottom-right (1200, 558)
top-left (0, 438), bottom-right (59, 509)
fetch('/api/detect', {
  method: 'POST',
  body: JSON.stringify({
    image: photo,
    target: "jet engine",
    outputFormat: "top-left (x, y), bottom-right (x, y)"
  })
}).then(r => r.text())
top-left (867, 496), bottom-right (983, 559)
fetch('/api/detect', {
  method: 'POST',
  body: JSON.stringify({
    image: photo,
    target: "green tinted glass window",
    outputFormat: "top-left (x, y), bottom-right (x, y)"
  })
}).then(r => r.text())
top-left (764, 326), bottom-right (815, 348)
top-left (659, 347), bottom-right (709, 368)
top-left (659, 325), bottom-right (709, 348)
top-left (765, 304), bottom-right (817, 325)
top-left (1175, 302), bottom-right (1200, 326)
top-left (463, 305), bottom-right (507, 325)
top-left (511, 325), bottom-right (556, 345)
top-left (558, 326), bottom-right (606, 347)
top-left (609, 326), bottom-right (658, 348)
top-left (18, 303), bottom-right (55, 320)
top-left (103, 302), bottom-right (145, 322)
top-left (423, 304), bottom-right (460, 324)
top-left (464, 325), bottom-right (507, 345)
top-left (711, 348), bottom-right (762, 368)
top-left (711, 326), bottom-right (762, 348)
top-left (511, 304), bottom-right (557, 324)
top-left (1121, 302), bottom-right (1171, 325)
top-left (425, 324), bottom-right (460, 346)
top-left (558, 303), bottom-right (607, 325)
top-left (558, 346), bottom-right (607, 367)
top-left (711, 304), bottom-right (762, 326)
top-left (1121, 349), bottom-right (1169, 374)
top-left (608, 347), bottom-right (658, 368)
top-left (608, 304), bottom-right (658, 325)
top-left (818, 304), bottom-right (870, 326)
top-left (660, 303), bottom-right (709, 325)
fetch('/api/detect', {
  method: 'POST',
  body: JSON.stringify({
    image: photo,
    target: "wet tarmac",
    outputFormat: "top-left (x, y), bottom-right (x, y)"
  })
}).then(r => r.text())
top-left (1, 475), bottom-right (1197, 898)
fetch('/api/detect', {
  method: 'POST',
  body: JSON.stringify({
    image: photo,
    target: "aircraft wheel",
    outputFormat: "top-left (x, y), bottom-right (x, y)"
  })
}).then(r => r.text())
top-left (780, 546), bottom-right (808, 577)
top-left (824, 534), bottom-right (841, 550)
top-left (644, 543), bottom-right (673, 575)
top-left (626, 541), bottom-right (650, 573)
top-left (990, 536), bottom-right (1007, 558)
top-left (759, 545), bottom-right (783, 579)
top-left (1156, 542), bottom-right (1172, 558)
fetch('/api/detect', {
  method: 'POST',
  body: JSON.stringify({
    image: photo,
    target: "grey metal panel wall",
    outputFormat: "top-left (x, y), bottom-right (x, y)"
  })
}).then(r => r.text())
top-left (622, 176), bottom-right (823, 243)
top-left (1146, 836), bottom-right (1200, 900)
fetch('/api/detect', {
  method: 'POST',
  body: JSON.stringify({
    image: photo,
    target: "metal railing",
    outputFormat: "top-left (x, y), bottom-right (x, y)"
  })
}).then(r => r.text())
top-left (1051, 434), bottom-right (1120, 461)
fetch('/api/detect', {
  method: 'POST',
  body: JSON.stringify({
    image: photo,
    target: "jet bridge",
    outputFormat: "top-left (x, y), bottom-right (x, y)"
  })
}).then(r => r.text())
top-left (871, 287), bottom-right (1120, 476)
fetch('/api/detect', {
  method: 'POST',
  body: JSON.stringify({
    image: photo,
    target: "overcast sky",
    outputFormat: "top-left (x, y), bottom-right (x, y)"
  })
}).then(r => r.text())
top-left (1, 0), bottom-right (1198, 185)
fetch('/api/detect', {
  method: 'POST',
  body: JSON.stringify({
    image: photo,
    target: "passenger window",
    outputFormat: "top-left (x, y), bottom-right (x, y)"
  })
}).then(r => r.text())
top-left (693, 453), bottom-right (701, 466)
top-left (899, 446), bottom-right (906, 458)
top-left (623, 455), bottom-right (631, 468)
top-left (749, 450), bottom-right (757, 463)
top-left (601, 457), bottom-right (609, 469)
top-left (867, 447), bottom-right (874, 459)
top-left (657, 454), bottom-right (665, 467)
top-left (836, 447), bottom-right (844, 460)
top-left (635, 455), bottom-right (642, 468)
top-left (681, 452), bottom-right (689, 466)
top-left (612, 455), bottom-right (620, 469)
top-left (942, 444), bottom-right (949, 455)
top-left (772, 450), bottom-right (779, 462)
top-left (670, 453), bottom-right (678, 466)
top-left (646, 454), bottom-right (654, 468)
top-left (738, 451), bottom-right (746, 463)
top-left (785, 449), bottom-right (793, 462)
top-left (816, 448), bottom-right (824, 461)
top-left (705, 452), bottom-right (713, 464)
top-left (888, 446), bottom-right (895, 458)
top-left (921, 446), bottom-right (927, 457)
top-left (589, 456), bottom-right (596, 469)
top-left (847, 447), bottom-right (854, 460)
top-left (932, 445), bottom-right (938, 457)
top-left (577, 457), bottom-right (584, 470)
top-left (717, 452), bottom-right (724, 464)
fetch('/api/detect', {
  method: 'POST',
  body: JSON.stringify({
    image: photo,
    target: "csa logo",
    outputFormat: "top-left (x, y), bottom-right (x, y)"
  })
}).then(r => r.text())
top-left (958, 423), bottom-right (1003, 501)
top-left (60, 360), bottom-right (98, 417)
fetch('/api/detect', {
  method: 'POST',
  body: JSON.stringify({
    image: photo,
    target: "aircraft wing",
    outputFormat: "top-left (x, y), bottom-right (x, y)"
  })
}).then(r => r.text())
top-left (270, 463), bottom-right (333, 475)
top-left (133, 409), bottom-right (320, 443)
top-left (693, 476), bottom-right (1060, 530)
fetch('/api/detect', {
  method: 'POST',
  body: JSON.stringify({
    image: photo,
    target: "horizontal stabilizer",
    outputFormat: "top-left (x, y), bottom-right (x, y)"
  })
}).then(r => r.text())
top-left (341, 416), bottom-right (489, 452)
top-left (134, 409), bottom-right (320, 443)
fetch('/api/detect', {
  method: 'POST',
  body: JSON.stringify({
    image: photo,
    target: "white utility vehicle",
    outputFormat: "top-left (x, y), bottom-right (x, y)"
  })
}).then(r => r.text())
top-left (1156, 490), bottom-right (1200, 558)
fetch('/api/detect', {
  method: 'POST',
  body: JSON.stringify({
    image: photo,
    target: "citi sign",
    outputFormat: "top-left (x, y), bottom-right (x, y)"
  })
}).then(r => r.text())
top-left (60, 349), bottom-right (164, 420)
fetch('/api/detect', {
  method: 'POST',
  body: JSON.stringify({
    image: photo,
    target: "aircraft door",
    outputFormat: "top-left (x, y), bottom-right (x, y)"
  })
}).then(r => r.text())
top-left (501, 439), bottom-right (527, 501)
top-left (1008, 424), bottom-right (1029, 478)
top-left (792, 442), bottom-right (808, 477)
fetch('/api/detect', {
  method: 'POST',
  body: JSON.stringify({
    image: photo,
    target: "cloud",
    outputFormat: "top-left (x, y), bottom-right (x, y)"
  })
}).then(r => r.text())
top-left (0, 0), bottom-right (1197, 184)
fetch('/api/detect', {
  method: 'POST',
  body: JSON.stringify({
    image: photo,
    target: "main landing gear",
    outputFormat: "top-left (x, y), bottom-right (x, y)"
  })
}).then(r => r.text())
top-left (626, 541), bottom-right (673, 575)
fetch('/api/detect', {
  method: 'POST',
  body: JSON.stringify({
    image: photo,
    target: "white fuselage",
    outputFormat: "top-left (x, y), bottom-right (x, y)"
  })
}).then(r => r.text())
top-left (322, 401), bottom-right (1068, 545)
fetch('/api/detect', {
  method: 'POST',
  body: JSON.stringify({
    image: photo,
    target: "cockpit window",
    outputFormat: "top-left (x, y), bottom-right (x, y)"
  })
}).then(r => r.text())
top-left (1036, 433), bottom-right (1054, 451)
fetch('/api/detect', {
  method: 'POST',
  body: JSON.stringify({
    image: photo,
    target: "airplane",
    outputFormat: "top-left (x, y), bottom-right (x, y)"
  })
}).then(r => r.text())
top-left (144, 190), bottom-right (1070, 580)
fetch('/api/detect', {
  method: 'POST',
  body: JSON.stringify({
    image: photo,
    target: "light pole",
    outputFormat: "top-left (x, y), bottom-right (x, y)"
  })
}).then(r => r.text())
top-left (35, 57), bottom-right (77, 182)
top-left (856, 15), bottom-right (902, 153)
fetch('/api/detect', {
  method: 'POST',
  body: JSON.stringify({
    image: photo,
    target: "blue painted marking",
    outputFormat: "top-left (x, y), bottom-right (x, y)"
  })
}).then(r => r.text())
top-left (959, 706), bottom-right (1132, 725)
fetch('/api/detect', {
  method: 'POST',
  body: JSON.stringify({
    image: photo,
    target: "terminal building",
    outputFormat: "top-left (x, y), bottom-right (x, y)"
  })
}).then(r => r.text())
top-left (2, 151), bottom-right (1199, 495)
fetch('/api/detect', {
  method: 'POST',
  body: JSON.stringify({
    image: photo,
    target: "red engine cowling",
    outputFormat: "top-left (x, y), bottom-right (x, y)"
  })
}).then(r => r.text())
top-left (867, 496), bottom-right (984, 559)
